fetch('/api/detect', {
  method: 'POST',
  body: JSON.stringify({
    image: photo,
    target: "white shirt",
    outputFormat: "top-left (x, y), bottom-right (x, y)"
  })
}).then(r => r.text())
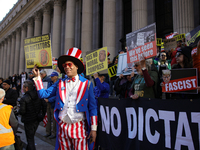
top-left (58, 75), bottom-right (85, 124)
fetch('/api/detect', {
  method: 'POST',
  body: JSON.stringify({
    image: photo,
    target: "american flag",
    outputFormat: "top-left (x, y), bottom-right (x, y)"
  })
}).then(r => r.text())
top-left (43, 113), bottom-right (48, 127)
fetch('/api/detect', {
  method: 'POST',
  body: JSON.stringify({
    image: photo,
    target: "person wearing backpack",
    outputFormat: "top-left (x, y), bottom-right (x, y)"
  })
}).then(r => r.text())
top-left (18, 80), bottom-right (44, 150)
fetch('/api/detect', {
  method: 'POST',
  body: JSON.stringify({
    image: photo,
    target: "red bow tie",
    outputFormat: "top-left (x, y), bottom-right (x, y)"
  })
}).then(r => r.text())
top-left (67, 77), bottom-right (76, 82)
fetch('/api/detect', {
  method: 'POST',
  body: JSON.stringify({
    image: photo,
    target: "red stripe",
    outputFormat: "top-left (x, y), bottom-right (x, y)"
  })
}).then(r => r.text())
top-left (59, 80), bottom-right (63, 101)
top-left (68, 47), bottom-right (73, 56)
top-left (80, 80), bottom-right (88, 100)
top-left (37, 80), bottom-right (42, 90)
top-left (80, 121), bottom-right (84, 138)
top-left (81, 138), bottom-right (84, 150)
top-left (75, 49), bottom-right (81, 58)
top-left (59, 122), bottom-right (64, 150)
top-left (63, 80), bottom-right (66, 100)
top-left (77, 82), bottom-right (83, 99)
top-left (75, 122), bottom-right (79, 139)
top-left (71, 124), bottom-right (74, 138)
top-left (64, 123), bottom-right (70, 149)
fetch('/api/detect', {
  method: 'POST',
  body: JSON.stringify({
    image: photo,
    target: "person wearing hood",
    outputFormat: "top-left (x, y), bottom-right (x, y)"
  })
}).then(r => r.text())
top-left (18, 80), bottom-right (42, 150)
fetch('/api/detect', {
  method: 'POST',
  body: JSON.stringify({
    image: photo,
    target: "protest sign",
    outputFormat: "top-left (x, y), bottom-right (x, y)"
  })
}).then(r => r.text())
top-left (98, 97), bottom-right (200, 150)
top-left (165, 32), bottom-right (178, 39)
top-left (126, 23), bottom-right (157, 63)
top-left (116, 53), bottom-right (135, 76)
top-left (108, 64), bottom-right (118, 78)
top-left (186, 25), bottom-right (200, 46)
top-left (24, 34), bottom-right (52, 68)
top-left (163, 37), bottom-right (177, 51)
top-left (174, 33), bottom-right (185, 41)
top-left (86, 47), bottom-right (108, 76)
top-left (156, 38), bottom-right (162, 46)
top-left (162, 68), bottom-right (198, 94)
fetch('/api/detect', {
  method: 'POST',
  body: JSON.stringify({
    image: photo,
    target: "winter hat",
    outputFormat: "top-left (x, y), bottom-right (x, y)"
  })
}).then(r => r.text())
top-left (3, 80), bottom-right (11, 85)
top-left (177, 46), bottom-right (192, 59)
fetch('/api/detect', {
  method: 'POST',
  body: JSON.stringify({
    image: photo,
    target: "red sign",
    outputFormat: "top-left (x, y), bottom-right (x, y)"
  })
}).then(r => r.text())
top-left (127, 40), bottom-right (157, 63)
top-left (162, 76), bottom-right (197, 93)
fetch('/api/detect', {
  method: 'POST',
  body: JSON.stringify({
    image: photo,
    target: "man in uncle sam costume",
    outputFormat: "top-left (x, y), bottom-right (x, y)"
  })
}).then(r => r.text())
top-left (32, 47), bottom-right (97, 150)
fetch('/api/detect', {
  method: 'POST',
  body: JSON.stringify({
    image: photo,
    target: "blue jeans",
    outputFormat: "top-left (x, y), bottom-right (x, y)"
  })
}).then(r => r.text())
top-left (0, 144), bottom-right (15, 150)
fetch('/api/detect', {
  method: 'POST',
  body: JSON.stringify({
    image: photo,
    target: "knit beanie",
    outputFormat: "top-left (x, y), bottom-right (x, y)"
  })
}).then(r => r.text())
top-left (3, 80), bottom-right (11, 85)
top-left (177, 46), bottom-right (192, 60)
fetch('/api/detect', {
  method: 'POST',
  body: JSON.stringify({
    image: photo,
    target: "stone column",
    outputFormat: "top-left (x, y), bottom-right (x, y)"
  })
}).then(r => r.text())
top-left (173, 0), bottom-right (194, 34)
top-left (34, 11), bottom-right (42, 36)
top-left (19, 23), bottom-right (27, 74)
top-left (103, 0), bottom-right (116, 60)
top-left (64, 0), bottom-right (76, 52)
top-left (42, 3), bottom-right (51, 34)
top-left (26, 18), bottom-right (34, 72)
top-left (81, 0), bottom-right (93, 60)
top-left (27, 17), bottom-right (34, 38)
top-left (93, 0), bottom-right (100, 50)
top-left (5, 36), bottom-right (11, 78)
top-left (3, 40), bottom-right (7, 78)
top-left (132, 0), bottom-right (147, 31)
top-left (52, 0), bottom-right (62, 58)
top-left (0, 43), bottom-right (3, 77)
top-left (10, 32), bottom-right (16, 76)
top-left (14, 28), bottom-right (21, 74)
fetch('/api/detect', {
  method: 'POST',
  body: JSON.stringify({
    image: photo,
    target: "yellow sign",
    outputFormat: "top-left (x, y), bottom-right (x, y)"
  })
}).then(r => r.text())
top-left (161, 42), bottom-right (164, 49)
top-left (156, 38), bottom-right (162, 46)
top-left (86, 47), bottom-right (108, 76)
top-left (108, 64), bottom-right (118, 78)
top-left (174, 34), bottom-right (185, 41)
top-left (24, 34), bottom-right (52, 68)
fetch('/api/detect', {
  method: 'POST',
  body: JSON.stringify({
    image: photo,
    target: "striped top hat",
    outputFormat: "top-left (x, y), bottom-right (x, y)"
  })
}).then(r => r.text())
top-left (58, 47), bottom-right (85, 74)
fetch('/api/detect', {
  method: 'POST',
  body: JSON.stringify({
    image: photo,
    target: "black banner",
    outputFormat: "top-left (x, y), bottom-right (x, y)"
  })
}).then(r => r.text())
top-left (97, 97), bottom-right (200, 150)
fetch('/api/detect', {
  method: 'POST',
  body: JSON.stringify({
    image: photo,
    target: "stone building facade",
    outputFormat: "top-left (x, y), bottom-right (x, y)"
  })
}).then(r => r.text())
top-left (0, 0), bottom-right (199, 78)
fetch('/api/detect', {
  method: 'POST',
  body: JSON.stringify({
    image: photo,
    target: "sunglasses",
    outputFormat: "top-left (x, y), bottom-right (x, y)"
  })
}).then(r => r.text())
top-left (62, 62), bottom-right (73, 68)
top-left (134, 64), bottom-right (139, 67)
top-left (161, 55), bottom-right (166, 57)
top-left (175, 52), bottom-right (182, 57)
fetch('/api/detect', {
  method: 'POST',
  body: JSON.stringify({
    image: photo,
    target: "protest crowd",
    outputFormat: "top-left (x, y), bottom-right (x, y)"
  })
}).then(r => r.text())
top-left (1, 34), bottom-right (200, 150)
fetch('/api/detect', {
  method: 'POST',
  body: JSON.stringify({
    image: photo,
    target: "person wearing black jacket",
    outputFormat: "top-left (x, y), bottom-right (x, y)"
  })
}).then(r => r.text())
top-left (114, 73), bottom-right (134, 98)
top-left (2, 80), bottom-right (18, 107)
top-left (18, 80), bottom-right (42, 150)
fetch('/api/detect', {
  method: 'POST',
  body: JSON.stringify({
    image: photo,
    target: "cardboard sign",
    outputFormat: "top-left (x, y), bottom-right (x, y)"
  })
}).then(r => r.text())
top-left (174, 34), bottom-right (185, 41)
top-left (24, 34), bottom-right (52, 68)
top-left (163, 38), bottom-right (177, 51)
top-left (162, 68), bottom-right (198, 94)
top-left (126, 23), bottom-right (157, 63)
top-left (86, 47), bottom-right (108, 76)
top-left (116, 53), bottom-right (135, 76)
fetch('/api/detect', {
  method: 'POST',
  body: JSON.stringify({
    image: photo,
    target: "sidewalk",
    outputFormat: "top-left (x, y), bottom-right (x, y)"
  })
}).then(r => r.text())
top-left (17, 116), bottom-right (56, 150)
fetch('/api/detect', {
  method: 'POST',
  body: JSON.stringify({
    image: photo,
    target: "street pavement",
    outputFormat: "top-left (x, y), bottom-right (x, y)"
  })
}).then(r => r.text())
top-left (17, 116), bottom-right (56, 150)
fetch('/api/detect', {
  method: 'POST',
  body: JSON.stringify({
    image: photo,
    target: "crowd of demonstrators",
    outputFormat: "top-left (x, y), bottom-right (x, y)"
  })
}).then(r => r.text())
top-left (1, 37), bottom-right (200, 149)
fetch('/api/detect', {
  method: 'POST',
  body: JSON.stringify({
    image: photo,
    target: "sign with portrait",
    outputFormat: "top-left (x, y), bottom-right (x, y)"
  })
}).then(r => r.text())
top-left (162, 68), bottom-right (198, 94)
top-left (186, 25), bottom-right (200, 47)
top-left (126, 23), bottom-right (157, 64)
top-left (24, 34), bottom-right (52, 68)
top-left (86, 47), bottom-right (108, 76)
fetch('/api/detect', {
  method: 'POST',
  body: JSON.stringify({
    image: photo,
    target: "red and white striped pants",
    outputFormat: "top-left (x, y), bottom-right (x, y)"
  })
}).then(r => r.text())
top-left (59, 120), bottom-right (88, 150)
